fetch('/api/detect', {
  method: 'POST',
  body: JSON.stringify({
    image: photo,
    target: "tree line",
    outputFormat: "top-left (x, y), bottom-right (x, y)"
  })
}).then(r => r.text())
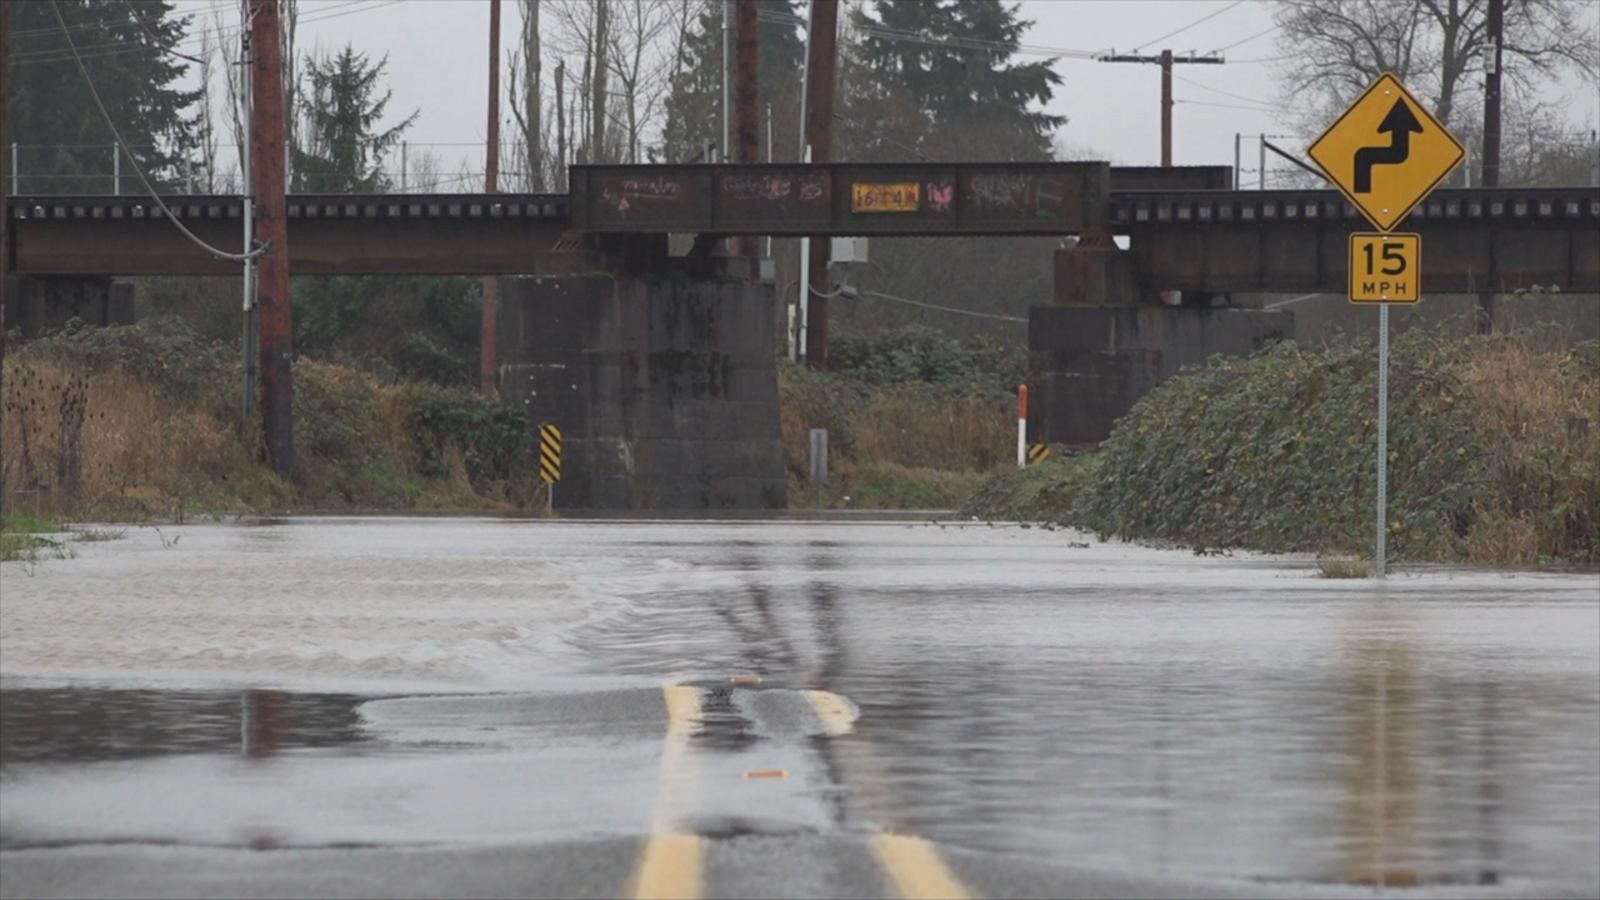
top-left (6, 0), bottom-right (1596, 357)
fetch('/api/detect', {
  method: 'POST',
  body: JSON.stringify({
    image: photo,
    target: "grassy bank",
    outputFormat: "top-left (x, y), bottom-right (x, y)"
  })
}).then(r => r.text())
top-left (778, 328), bottom-right (1022, 510)
top-left (1, 318), bottom-right (541, 523)
top-left (964, 331), bottom-right (1600, 568)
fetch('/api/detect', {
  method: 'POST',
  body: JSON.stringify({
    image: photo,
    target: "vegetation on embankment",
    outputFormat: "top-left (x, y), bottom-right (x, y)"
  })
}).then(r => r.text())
top-left (1, 318), bottom-right (541, 523)
top-left (962, 330), bottom-right (1600, 568)
top-left (779, 327), bottom-right (1024, 510)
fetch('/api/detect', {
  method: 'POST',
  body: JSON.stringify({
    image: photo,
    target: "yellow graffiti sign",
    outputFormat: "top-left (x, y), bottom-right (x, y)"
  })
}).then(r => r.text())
top-left (851, 182), bottom-right (920, 213)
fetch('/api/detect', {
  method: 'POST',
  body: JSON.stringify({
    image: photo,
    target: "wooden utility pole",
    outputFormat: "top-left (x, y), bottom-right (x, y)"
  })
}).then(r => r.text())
top-left (802, 0), bottom-right (838, 370)
top-left (481, 0), bottom-right (502, 395)
top-left (1097, 49), bottom-right (1223, 166)
top-left (734, 0), bottom-right (760, 265)
top-left (251, 0), bottom-right (294, 477)
top-left (1478, 0), bottom-right (1504, 333)
top-left (1, 0), bottom-right (10, 517)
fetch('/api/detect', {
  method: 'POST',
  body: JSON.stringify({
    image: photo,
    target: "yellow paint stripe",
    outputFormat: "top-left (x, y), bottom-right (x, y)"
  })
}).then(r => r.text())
top-left (628, 685), bottom-right (703, 900)
top-left (540, 451), bottom-right (561, 469)
top-left (872, 833), bottom-right (973, 900)
top-left (802, 689), bottom-right (859, 738)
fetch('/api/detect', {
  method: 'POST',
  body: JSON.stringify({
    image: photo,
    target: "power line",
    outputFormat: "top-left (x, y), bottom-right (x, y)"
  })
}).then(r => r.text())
top-left (1172, 73), bottom-right (1276, 108)
top-left (1212, 24), bottom-right (1280, 54)
top-left (856, 289), bottom-right (1027, 324)
top-left (1131, 0), bottom-right (1245, 52)
top-left (1175, 99), bottom-right (1277, 113)
top-left (46, 0), bottom-right (261, 262)
top-left (13, 0), bottom-right (399, 67)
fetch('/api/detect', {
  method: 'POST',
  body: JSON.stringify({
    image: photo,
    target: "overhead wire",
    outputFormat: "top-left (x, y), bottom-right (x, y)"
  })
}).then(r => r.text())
top-left (13, 0), bottom-right (401, 67)
top-left (46, 0), bottom-right (264, 262)
top-left (854, 288), bottom-right (1028, 324)
top-left (1130, 0), bottom-right (1245, 52)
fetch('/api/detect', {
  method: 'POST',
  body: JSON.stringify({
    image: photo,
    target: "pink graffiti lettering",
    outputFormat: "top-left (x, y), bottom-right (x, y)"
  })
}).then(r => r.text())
top-left (927, 183), bottom-right (954, 211)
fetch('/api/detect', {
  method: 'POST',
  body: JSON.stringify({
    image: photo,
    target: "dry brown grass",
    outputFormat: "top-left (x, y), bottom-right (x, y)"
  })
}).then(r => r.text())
top-left (852, 393), bottom-right (1011, 471)
top-left (1453, 337), bottom-right (1600, 566)
top-left (2, 359), bottom-right (277, 519)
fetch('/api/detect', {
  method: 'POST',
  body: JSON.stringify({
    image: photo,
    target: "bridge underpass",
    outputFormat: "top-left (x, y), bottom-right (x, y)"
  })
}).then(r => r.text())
top-left (5, 163), bottom-right (1598, 508)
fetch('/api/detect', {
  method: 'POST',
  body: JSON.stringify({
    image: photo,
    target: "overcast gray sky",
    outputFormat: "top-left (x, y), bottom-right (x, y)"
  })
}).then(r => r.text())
top-left (179, 0), bottom-right (1599, 186)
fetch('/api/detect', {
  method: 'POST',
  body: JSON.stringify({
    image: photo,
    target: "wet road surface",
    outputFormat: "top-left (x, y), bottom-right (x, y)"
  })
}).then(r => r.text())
top-left (2, 518), bottom-right (1597, 898)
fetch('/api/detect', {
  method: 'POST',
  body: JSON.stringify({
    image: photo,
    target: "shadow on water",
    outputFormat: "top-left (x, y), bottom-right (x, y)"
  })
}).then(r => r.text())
top-left (0, 688), bottom-right (375, 767)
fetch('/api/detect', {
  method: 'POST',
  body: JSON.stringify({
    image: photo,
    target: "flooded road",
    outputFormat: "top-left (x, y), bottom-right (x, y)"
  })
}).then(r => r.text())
top-left (2, 518), bottom-right (1597, 898)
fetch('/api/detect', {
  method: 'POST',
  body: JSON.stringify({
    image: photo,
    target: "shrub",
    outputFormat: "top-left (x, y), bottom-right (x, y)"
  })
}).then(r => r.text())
top-left (1069, 331), bottom-right (1599, 566)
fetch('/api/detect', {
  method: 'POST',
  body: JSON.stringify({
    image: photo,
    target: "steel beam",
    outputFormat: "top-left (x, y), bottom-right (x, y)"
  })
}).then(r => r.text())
top-left (569, 162), bottom-right (1112, 236)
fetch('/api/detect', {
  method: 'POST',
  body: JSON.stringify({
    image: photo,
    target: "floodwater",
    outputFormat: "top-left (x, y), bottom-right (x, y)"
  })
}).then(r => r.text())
top-left (1, 518), bottom-right (1597, 894)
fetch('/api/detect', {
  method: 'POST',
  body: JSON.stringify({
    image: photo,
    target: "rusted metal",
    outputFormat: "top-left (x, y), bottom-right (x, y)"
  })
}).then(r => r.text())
top-left (1160, 49), bottom-right (1173, 167)
top-left (567, 162), bottom-right (1111, 235)
top-left (8, 185), bottom-right (1597, 296)
top-left (803, 0), bottom-right (839, 369)
top-left (481, 0), bottom-right (502, 395)
top-left (251, 0), bottom-right (294, 478)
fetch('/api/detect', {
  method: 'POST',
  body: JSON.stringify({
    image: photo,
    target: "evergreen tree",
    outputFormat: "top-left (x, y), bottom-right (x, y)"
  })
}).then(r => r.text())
top-left (5, 0), bottom-right (201, 194)
top-left (291, 46), bottom-right (415, 193)
top-left (661, 0), bottom-right (805, 162)
top-left (842, 0), bottom-right (1062, 161)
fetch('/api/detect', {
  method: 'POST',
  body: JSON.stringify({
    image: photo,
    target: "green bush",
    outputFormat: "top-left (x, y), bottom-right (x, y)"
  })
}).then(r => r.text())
top-left (829, 326), bottom-right (1025, 398)
top-left (1066, 331), bottom-right (1599, 565)
top-left (405, 383), bottom-right (531, 484)
top-left (15, 317), bottom-right (235, 412)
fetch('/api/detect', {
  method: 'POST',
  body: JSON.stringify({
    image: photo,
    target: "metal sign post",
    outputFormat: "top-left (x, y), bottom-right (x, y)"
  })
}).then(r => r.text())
top-left (1308, 71), bottom-right (1464, 579)
top-left (1375, 304), bottom-right (1390, 579)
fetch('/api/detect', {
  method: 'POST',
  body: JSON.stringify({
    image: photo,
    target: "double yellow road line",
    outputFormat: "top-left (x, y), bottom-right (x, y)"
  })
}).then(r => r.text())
top-left (628, 684), bottom-right (973, 900)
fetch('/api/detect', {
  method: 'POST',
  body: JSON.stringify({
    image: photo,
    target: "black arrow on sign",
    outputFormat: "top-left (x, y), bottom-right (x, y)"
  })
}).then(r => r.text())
top-left (1353, 99), bottom-right (1424, 193)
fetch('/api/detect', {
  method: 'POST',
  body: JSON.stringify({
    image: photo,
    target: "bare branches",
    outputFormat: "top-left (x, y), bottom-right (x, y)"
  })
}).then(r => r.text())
top-left (1273, 0), bottom-right (1598, 139)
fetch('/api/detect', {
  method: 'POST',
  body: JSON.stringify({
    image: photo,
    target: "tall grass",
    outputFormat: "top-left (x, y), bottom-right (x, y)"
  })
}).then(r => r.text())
top-left (1, 319), bottom-right (539, 520)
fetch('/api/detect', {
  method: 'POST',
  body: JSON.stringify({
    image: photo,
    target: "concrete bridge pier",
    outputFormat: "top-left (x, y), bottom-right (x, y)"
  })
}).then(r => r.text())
top-left (3, 276), bottom-right (135, 338)
top-left (496, 273), bottom-right (786, 511)
top-left (1031, 242), bottom-right (1294, 446)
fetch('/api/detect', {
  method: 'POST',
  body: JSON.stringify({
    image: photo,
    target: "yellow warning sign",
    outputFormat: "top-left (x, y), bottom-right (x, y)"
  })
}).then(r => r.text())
top-left (538, 423), bottom-right (561, 484)
top-left (1307, 73), bottom-right (1464, 233)
top-left (1027, 443), bottom-right (1052, 465)
top-left (1349, 233), bottom-right (1421, 304)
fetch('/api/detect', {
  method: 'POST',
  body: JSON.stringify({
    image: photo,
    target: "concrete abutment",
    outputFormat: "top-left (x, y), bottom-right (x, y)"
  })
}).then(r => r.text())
top-left (497, 275), bottom-right (786, 511)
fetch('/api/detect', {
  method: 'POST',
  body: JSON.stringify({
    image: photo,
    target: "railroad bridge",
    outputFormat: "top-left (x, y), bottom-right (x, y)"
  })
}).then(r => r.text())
top-left (6, 162), bottom-right (1598, 509)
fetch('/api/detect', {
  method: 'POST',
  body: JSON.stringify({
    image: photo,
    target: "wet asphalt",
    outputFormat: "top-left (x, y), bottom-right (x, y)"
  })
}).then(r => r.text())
top-left (2, 518), bottom-right (1598, 898)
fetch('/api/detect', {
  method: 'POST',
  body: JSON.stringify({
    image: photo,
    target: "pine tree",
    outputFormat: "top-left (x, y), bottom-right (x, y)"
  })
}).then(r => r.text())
top-left (842, 0), bottom-right (1063, 161)
top-left (291, 46), bottom-right (416, 193)
top-left (661, 0), bottom-right (806, 162)
top-left (5, 0), bottom-right (202, 194)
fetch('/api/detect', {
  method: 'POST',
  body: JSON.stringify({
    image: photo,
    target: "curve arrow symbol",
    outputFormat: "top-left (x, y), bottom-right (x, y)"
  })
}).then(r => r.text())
top-left (1353, 99), bottom-right (1424, 193)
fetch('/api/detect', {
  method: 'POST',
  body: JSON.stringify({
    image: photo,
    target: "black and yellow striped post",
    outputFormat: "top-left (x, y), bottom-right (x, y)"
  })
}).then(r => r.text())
top-left (1027, 442), bottom-right (1052, 465)
top-left (538, 423), bottom-right (561, 510)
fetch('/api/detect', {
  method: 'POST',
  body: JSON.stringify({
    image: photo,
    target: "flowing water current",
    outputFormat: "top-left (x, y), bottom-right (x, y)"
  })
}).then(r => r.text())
top-left (1, 517), bottom-right (1596, 894)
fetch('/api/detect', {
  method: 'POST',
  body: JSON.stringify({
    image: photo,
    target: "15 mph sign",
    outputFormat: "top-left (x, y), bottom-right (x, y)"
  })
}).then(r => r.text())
top-left (1308, 72), bottom-right (1464, 234)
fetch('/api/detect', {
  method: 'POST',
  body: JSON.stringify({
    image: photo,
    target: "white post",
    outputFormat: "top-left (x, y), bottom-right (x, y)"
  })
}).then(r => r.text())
top-left (112, 144), bottom-right (120, 195)
top-left (239, 27), bottom-right (256, 427)
top-left (1016, 384), bottom-right (1028, 468)
top-left (798, 145), bottom-right (812, 360)
top-left (401, 140), bottom-right (407, 193)
top-left (1374, 304), bottom-right (1390, 579)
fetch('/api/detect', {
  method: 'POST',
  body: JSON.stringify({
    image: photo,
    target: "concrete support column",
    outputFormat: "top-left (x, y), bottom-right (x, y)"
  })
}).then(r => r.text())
top-left (497, 275), bottom-right (786, 510)
top-left (8, 277), bottom-right (135, 337)
top-left (1028, 306), bottom-right (1294, 446)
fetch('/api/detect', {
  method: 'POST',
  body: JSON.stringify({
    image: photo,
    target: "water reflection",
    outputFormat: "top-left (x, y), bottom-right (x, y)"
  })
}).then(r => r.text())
top-left (0, 688), bottom-right (372, 767)
top-left (1340, 602), bottom-right (1421, 887)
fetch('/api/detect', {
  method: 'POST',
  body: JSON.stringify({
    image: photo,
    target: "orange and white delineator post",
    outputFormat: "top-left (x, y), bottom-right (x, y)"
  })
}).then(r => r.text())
top-left (1016, 385), bottom-right (1027, 468)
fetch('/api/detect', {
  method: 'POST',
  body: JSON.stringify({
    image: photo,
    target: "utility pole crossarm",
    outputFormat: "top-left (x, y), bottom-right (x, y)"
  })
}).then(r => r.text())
top-left (1098, 49), bottom-right (1225, 166)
